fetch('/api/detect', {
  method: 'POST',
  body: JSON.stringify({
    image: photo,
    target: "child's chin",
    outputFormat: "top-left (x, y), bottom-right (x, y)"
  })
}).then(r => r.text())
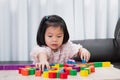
top-left (51, 48), bottom-right (58, 51)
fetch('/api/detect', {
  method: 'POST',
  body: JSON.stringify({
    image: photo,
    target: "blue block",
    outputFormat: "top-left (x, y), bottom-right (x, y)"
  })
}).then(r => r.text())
top-left (50, 63), bottom-right (55, 66)
top-left (82, 59), bottom-right (86, 64)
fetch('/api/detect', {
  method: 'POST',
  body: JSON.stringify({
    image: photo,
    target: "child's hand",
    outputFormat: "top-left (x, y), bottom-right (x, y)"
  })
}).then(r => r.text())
top-left (36, 61), bottom-right (50, 71)
top-left (36, 53), bottom-right (50, 71)
top-left (79, 48), bottom-right (90, 62)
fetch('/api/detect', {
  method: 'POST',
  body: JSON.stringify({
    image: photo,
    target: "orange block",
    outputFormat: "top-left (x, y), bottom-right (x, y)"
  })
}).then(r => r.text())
top-left (25, 66), bottom-right (31, 68)
top-left (21, 68), bottom-right (29, 76)
top-left (35, 70), bottom-right (42, 76)
top-left (64, 67), bottom-right (72, 70)
top-left (89, 65), bottom-right (95, 73)
top-left (78, 64), bottom-right (86, 67)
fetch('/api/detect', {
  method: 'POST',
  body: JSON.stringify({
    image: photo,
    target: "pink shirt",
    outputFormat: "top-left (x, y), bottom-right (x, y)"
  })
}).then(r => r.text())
top-left (30, 41), bottom-right (82, 64)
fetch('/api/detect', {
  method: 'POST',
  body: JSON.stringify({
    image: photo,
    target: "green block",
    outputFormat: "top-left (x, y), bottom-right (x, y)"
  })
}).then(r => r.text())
top-left (86, 64), bottom-right (91, 67)
top-left (85, 68), bottom-right (90, 74)
top-left (70, 70), bottom-right (77, 76)
top-left (56, 72), bottom-right (60, 78)
top-left (80, 66), bottom-right (86, 70)
top-left (59, 64), bottom-right (64, 67)
top-left (29, 68), bottom-right (36, 75)
top-left (94, 62), bottom-right (102, 67)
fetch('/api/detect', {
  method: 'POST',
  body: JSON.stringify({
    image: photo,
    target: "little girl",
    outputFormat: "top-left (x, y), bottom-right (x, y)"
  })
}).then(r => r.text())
top-left (30, 15), bottom-right (90, 71)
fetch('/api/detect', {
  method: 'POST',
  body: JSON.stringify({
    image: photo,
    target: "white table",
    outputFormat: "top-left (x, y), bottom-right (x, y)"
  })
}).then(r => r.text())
top-left (0, 65), bottom-right (120, 80)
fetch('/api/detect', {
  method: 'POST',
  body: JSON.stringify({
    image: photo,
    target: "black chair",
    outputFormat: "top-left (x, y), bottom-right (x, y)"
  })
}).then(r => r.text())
top-left (73, 18), bottom-right (120, 69)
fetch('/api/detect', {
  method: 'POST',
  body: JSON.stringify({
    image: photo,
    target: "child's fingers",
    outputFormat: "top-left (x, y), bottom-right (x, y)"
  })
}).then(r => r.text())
top-left (35, 63), bottom-right (40, 68)
top-left (81, 52), bottom-right (88, 62)
top-left (85, 53), bottom-right (90, 62)
top-left (80, 52), bottom-right (84, 60)
top-left (46, 64), bottom-right (50, 69)
top-left (42, 64), bottom-right (45, 71)
top-left (35, 63), bottom-right (44, 71)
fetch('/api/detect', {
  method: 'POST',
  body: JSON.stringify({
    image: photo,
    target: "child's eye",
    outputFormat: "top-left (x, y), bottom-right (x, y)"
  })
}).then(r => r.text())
top-left (57, 36), bottom-right (62, 38)
top-left (48, 36), bottom-right (52, 37)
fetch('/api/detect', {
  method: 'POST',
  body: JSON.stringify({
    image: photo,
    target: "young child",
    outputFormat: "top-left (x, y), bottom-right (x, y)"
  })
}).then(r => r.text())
top-left (30, 15), bottom-right (90, 71)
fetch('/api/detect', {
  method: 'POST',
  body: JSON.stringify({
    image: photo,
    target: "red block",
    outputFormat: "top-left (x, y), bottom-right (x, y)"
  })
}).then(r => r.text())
top-left (48, 72), bottom-right (56, 78)
top-left (64, 64), bottom-right (69, 67)
top-left (60, 72), bottom-right (68, 79)
top-left (18, 68), bottom-right (23, 74)
top-left (64, 69), bottom-right (70, 75)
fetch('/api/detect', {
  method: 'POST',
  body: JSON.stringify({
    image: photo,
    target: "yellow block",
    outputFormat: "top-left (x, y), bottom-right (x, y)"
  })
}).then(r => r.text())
top-left (85, 68), bottom-right (90, 74)
top-left (80, 70), bottom-right (88, 77)
top-left (51, 66), bottom-right (59, 69)
top-left (55, 64), bottom-right (60, 68)
top-left (102, 61), bottom-right (111, 67)
top-left (42, 71), bottom-right (48, 78)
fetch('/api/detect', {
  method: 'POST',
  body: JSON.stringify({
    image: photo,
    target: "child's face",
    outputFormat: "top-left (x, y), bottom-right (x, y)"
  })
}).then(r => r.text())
top-left (45, 26), bottom-right (64, 51)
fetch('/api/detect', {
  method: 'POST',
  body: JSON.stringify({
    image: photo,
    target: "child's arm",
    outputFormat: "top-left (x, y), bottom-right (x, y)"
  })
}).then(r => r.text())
top-left (66, 41), bottom-right (90, 62)
top-left (30, 46), bottom-right (50, 71)
top-left (78, 48), bottom-right (90, 62)
top-left (36, 52), bottom-right (50, 71)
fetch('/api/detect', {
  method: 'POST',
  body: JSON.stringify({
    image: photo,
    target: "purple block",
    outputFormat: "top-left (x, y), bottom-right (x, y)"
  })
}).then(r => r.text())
top-left (29, 64), bottom-right (35, 67)
top-left (0, 61), bottom-right (35, 70)
top-left (72, 66), bottom-right (80, 72)
top-left (4, 65), bottom-right (19, 70)
top-left (0, 65), bottom-right (3, 70)
top-left (2, 64), bottom-right (35, 70)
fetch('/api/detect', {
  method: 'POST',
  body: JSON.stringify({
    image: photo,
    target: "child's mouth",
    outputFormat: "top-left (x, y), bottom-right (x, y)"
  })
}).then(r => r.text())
top-left (51, 44), bottom-right (58, 47)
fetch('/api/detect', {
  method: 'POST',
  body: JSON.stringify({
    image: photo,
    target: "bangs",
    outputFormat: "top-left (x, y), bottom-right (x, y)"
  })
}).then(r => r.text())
top-left (45, 21), bottom-right (63, 27)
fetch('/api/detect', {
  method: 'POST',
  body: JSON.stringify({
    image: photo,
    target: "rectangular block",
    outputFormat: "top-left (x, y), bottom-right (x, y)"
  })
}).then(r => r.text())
top-left (0, 65), bottom-right (4, 70)
top-left (94, 62), bottom-right (102, 67)
top-left (102, 62), bottom-right (111, 67)
top-left (4, 65), bottom-right (19, 70)
top-left (0, 64), bottom-right (35, 70)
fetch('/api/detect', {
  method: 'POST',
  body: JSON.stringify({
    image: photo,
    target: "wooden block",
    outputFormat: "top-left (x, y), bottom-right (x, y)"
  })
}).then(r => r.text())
top-left (94, 62), bottom-right (102, 67)
top-left (102, 61), bottom-right (111, 67)
top-left (21, 68), bottom-right (29, 76)
top-left (84, 68), bottom-right (90, 74)
top-left (82, 59), bottom-right (86, 64)
top-left (29, 68), bottom-right (35, 75)
top-left (89, 65), bottom-right (95, 72)
top-left (70, 69), bottom-right (77, 76)
top-left (80, 70), bottom-right (88, 77)
top-left (35, 70), bottom-right (42, 76)
top-left (56, 72), bottom-right (60, 78)
top-left (42, 71), bottom-right (48, 78)
top-left (60, 72), bottom-right (68, 79)
top-left (18, 68), bottom-right (23, 74)
top-left (48, 72), bottom-right (56, 78)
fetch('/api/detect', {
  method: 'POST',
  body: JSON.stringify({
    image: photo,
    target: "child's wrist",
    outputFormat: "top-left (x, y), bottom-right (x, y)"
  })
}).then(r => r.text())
top-left (79, 47), bottom-right (83, 52)
top-left (38, 53), bottom-right (48, 61)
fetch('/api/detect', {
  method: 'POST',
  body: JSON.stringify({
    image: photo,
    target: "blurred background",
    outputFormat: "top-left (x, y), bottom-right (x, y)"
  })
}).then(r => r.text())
top-left (0, 0), bottom-right (120, 61)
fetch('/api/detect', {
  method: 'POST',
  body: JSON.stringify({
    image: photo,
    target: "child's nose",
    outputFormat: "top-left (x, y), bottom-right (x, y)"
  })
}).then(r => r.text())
top-left (52, 37), bottom-right (57, 41)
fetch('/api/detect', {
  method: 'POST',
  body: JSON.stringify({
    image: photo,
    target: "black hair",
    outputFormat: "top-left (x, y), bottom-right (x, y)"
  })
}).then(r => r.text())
top-left (37, 15), bottom-right (69, 46)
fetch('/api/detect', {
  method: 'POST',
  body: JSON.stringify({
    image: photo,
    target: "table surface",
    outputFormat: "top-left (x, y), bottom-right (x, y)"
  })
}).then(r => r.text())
top-left (0, 64), bottom-right (120, 80)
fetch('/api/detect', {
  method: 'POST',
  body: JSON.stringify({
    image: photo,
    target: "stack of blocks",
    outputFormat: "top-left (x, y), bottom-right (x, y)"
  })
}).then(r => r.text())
top-left (18, 59), bottom-right (111, 79)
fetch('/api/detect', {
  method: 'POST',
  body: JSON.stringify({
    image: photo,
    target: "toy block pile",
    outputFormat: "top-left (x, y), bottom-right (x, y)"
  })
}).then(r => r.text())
top-left (79, 60), bottom-right (111, 77)
top-left (18, 59), bottom-right (111, 79)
